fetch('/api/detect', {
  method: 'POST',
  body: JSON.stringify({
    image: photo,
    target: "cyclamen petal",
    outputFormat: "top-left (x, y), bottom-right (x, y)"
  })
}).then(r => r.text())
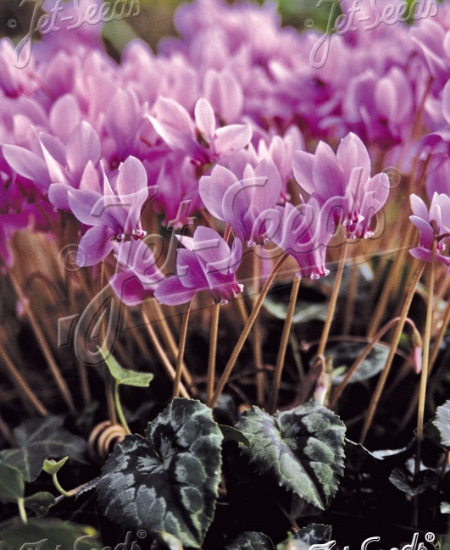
top-left (77, 225), bottom-right (114, 267)
top-left (199, 165), bottom-right (237, 220)
top-left (409, 192), bottom-right (450, 269)
top-left (195, 98), bottom-right (216, 142)
top-left (214, 124), bottom-right (252, 156)
top-left (155, 227), bottom-right (243, 306)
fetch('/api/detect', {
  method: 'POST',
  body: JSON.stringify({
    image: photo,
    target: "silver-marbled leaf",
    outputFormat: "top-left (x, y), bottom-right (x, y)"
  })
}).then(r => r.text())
top-left (236, 402), bottom-right (346, 510)
top-left (432, 399), bottom-right (450, 449)
top-left (96, 398), bottom-right (223, 548)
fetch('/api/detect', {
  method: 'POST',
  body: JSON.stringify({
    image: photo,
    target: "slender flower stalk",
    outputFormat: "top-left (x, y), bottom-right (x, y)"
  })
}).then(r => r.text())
top-left (360, 262), bottom-right (425, 444)
top-left (367, 225), bottom-right (416, 338)
top-left (316, 240), bottom-right (349, 359)
top-left (173, 302), bottom-right (192, 398)
top-left (210, 253), bottom-right (289, 409)
top-left (252, 252), bottom-right (265, 406)
top-left (330, 317), bottom-right (422, 409)
top-left (149, 300), bottom-right (196, 394)
top-left (206, 303), bottom-right (221, 407)
top-left (0, 334), bottom-right (48, 416)
top-left (415, 240), bottom-right (437, 476)
top-left (141, 309), bottom-right (190, 398)
top-left (9, 274), bottom-right (76, 415)
top-left (114, 383), bottom-right (131, 435)
top-left (269, 274), bottom-right (301, 414)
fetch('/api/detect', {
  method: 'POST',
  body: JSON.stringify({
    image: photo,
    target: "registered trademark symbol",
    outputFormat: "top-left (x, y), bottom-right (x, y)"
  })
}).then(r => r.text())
top-left (137, 530), bottom-right (147, 539)
top-left (304, 18), bottom-right (314, 28)
top-left (7, 18), bottom-right (17, 29)
top-left (425, 533), bottom-right (435, 543)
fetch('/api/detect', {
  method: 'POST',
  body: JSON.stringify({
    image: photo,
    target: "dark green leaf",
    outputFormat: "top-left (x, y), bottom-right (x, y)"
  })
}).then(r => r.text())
top-left (219, 425), bottom-right (250, 447)
top-left (0, 519), bottom-right (102, 550)
top-left (76, 477), bottom-right (100, 499)
top-left (345, 439), bottom-right (416, 472)
top-left (100, 348), bottom-right (153, 387)
top-left (24, 492), bottom-right (56, 518)
top-left (236, 402), bottom-right (346, 510)
top-left (226, 531), bottom-right (275, 550)
top-left (389, 467), bottom-right (439, 496)
top-left (0, 416), bottom-right (87, 482)
top-left (155, 531), bottom-right (184, 549)
top-left (96, 398), bottom-right (223, 548)
top-left (263, 295), bottom-right (328, 324)
top-left (0, 464), bottom-right (24, 504)
top-left (432, 399), bottom-right (450, 449)
top-left (326, 341), bottom-right (389, 385)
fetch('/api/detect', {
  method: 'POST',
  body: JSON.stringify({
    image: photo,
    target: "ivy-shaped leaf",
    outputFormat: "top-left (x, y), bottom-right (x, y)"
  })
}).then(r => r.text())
top-left (226, 531), bottom-right (275, 550)
top-left (236, 402), bottom-right (346, 510)
top-left (389, 467), bottom-right (439, 496)
top-left (24, 492), bottom-right (56, 518)
top-left (96, 398), bottom-right (223, 548)
top-left (100, 348), bottom-right (153, 387)
top-left (326, 341), bottom-right (389, 385)
top-left (0, 464), bottom-right (24, 504)
top-left (432, 399), bottom-right (450, 449)
top-left (0, 519), bottom-right (102, 550)
top-left (0, 416), bottom-right (87, 482)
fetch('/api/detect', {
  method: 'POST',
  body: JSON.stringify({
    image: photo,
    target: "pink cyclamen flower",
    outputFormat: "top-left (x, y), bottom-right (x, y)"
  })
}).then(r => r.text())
top-left (293, 132), bottom-right (390, 239)
top-left (68, 156), bottom-right (153, 267)
top-left (155, 226), bottom-right (243, 306)
top-left (409, 192), bottom-right (450, 269)
top-left (109, 238), bottom-right (165, 306)
top-left (149, 97), bottom-right (252, 165)
top-left (199, 158), bottom-right (282, 246)
top-left (272, 198), bottom-right (331, 280)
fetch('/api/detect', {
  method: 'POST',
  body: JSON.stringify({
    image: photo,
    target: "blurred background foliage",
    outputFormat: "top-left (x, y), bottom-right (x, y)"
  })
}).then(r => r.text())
top-left (0, 0), bottom-right (342, 60)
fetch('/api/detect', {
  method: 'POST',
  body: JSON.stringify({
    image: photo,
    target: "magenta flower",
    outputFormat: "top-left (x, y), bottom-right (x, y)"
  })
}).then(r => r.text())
top-left (155, 226), bottom-right (243, 306)
top-left (293, 132), bottom-right (390, 239)
top-left (199, 158), bottom-right (282, 246)
top-left (109, 238), bottom-right (165, 306)
top-left (409, 192), bottom-right (450, 268)
top-left (149, 97), bottom-right (252, 165)
top-left (272, 198), bottom-right (331, 280)
top-left (68, 156), bottom-right (152, 267)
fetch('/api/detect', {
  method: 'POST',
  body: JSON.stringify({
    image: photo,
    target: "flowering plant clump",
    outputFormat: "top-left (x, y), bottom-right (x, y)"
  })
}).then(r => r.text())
top-left (2, 0), bottom-right (450, 548)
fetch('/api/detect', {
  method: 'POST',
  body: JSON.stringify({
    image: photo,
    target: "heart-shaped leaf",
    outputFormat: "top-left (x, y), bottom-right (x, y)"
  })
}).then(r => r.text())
top-left (96, 398), bottom-right (223, 548)
top-left (226, 532), bottom-right (275, 549)
top-left (236, 402), bottom-right (346, 510)
top-left (100, 348), bottom-right (154, 387)
top-left (0, 464), bottom-right (24, 504)
top-left (24, 492), bottom-right (56, 518)
top-left (0, 416), bottom-right (87, 482)
top-left (389, 466), bottom-right (439, 496)
top-left (326, 341), bottom-right (389, 385)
